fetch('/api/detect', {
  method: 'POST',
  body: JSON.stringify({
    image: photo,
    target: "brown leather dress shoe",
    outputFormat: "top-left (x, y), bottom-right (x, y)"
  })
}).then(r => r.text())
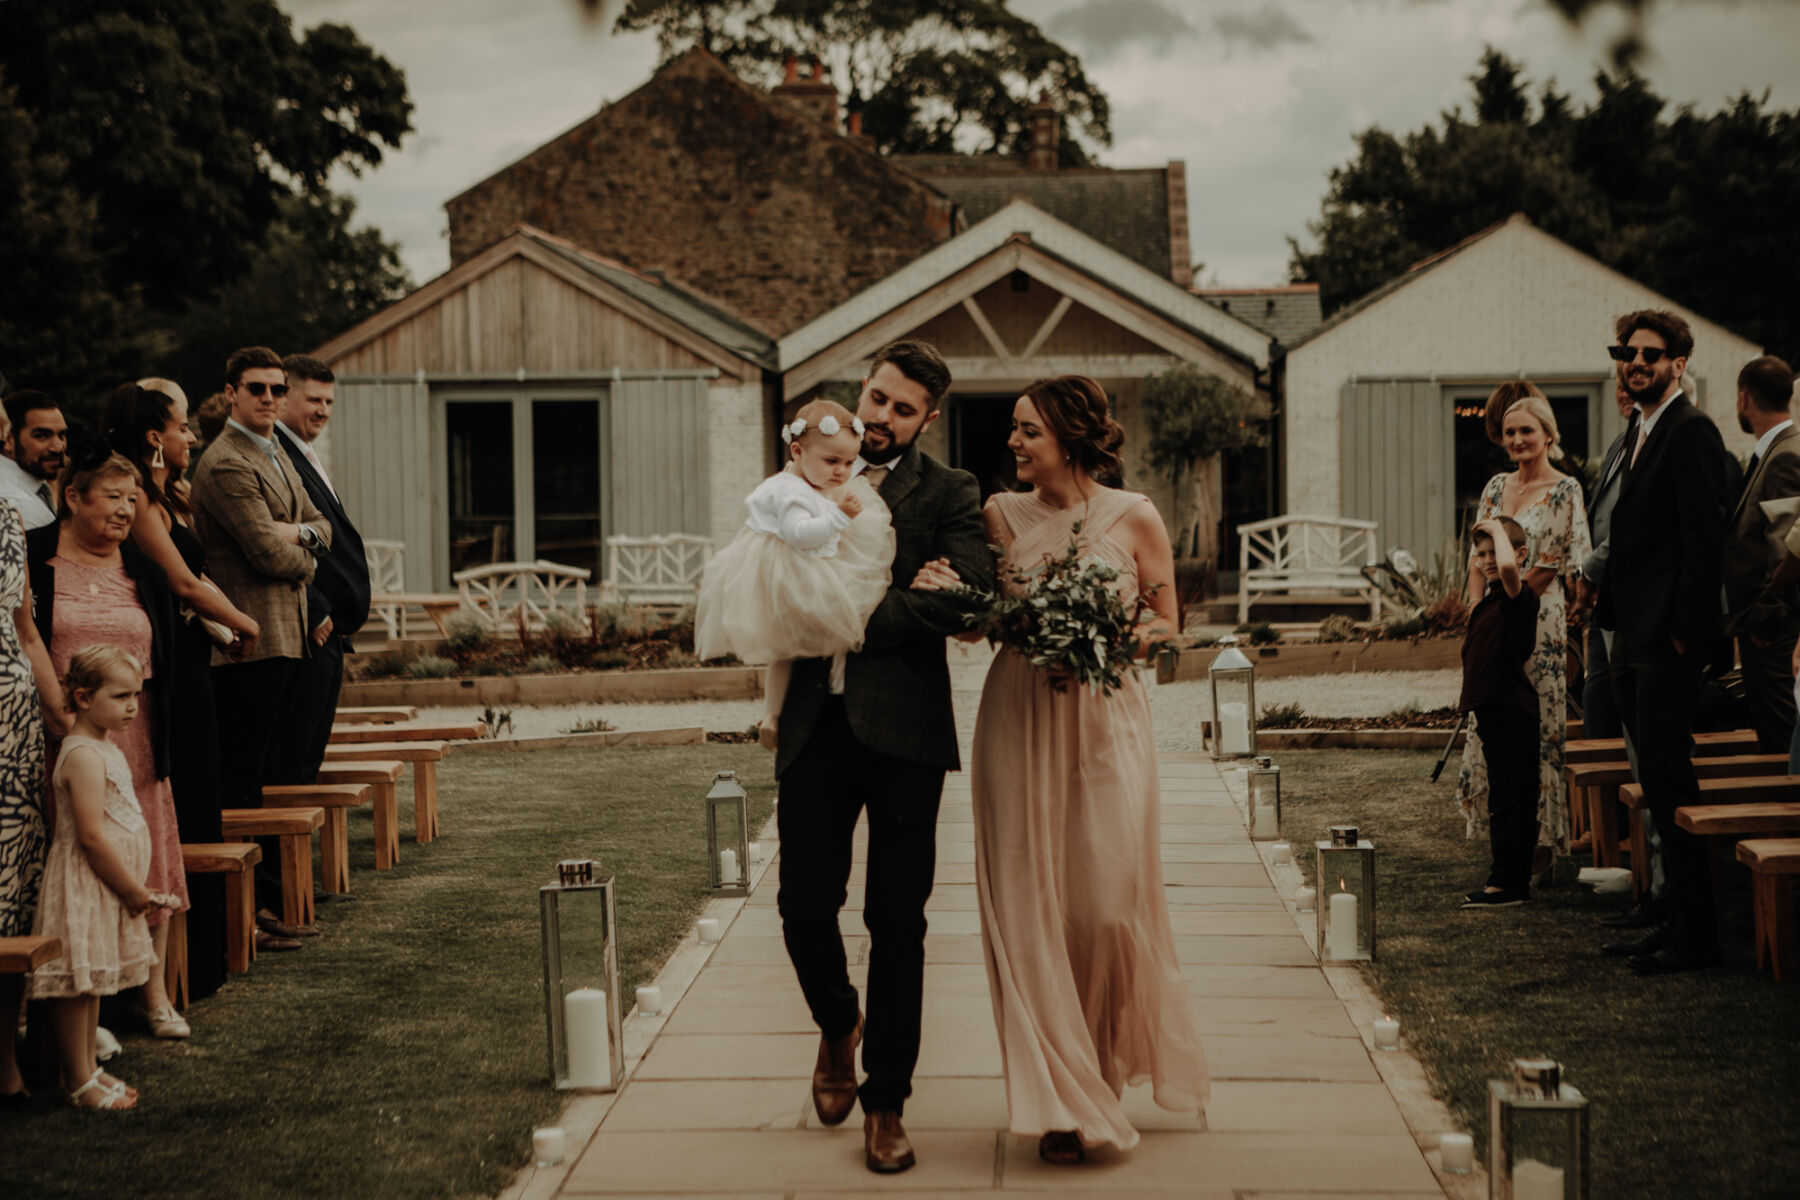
top-left (863, 1109), bottom-right (915, 1173)
top-left (257, 909), bottom-right (318, 938)
top-left (254, 929), bottom-right (302, 953)
top-left (811, 1012), bottom-right (862, 1126)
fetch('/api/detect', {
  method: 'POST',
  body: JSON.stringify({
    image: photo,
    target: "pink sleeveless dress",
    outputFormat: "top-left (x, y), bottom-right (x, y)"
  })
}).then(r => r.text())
top-left (970, 487), bottom-right (1208, 1150)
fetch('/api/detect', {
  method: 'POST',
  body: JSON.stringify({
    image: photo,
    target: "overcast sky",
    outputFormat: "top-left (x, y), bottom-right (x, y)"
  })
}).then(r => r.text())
top-left (289, 0), bottom-right (1800, 291)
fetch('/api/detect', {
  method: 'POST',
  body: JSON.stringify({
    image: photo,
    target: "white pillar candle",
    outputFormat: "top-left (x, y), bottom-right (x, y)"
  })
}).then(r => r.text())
top-left (719, 848), bottom-right (739, 885)
top-left (1373, 1015), bottom-right (1400, 1050)
top-left (563, 988), bottom-right (611, 1088)
top-left (1252, 802), bottom-right (1278, 838)
top-left (748, 840), bottom-right (762, 863)
top-left (1219, 701), bottom-right (1250, 755)
top-left (1294, 885), bottom-right (1316, 912)
top-left (532, 1126), bottom-right (566, 1166)
top-left (1439, 1133), bottom-right (1473, 1174)
top-left (1327, 886), bottom-right (1359, 958)
top-left (1270, 841), bottom-right (1293, 864)
top-left (696, 917), bottom-right (722, 943)
top-left (635, 985), bottom-right (662, 1015)
top-left (1513, 1159), bottom-right (1565, 1200)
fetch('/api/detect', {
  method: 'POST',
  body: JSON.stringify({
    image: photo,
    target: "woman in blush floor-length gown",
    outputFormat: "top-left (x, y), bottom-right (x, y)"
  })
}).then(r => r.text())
top-left (948, 378), bottom-right (1206, 1164)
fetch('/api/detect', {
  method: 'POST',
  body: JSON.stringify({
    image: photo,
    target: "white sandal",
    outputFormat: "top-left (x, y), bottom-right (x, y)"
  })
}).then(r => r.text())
top-left (68, 1069), bottom-right (134, 1110)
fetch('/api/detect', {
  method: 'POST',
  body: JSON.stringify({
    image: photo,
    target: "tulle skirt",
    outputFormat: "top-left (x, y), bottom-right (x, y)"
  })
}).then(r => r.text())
top-left (693, 478), bottom-right (894, 665)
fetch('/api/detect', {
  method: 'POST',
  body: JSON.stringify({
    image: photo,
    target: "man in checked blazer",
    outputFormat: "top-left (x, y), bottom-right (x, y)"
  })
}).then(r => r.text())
top-left (190, 345), bottom-right (331, 938)
top-left (1722, 355), bottom-right (1800, 753)
top-left (774, 341), bottom-right (993, 1174)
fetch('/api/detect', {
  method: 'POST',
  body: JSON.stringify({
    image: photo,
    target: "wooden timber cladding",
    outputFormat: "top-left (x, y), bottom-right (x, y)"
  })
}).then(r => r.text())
top-left (326, 257), bottom-right (722, 379)
top-left (907, 276), bottom-right (1165, 361)
top-left (1339, 380), bottom-right (1455, 559)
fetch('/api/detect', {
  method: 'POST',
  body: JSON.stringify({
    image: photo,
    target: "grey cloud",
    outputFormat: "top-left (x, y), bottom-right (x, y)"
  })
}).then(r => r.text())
top-left (1047, 0), bottom-right (1196, 62)
top-left (1213, 7), bottom-right (1315, 52)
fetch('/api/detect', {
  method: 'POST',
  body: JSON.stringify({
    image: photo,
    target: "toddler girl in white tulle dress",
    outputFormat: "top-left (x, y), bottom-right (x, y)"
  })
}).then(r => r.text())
top-left (696, 399), bottom-right (895, 749)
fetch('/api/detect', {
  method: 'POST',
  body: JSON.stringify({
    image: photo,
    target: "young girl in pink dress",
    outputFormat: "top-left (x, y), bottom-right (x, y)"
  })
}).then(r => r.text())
top-left (694, 399), bottom-right (895, 748)
top-left (28, 646), bottom-right (174, 1110)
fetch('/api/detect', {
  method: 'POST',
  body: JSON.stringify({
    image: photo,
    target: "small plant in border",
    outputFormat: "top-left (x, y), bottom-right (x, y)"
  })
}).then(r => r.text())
top-left (1258, 701), bottom-right (1308, 729)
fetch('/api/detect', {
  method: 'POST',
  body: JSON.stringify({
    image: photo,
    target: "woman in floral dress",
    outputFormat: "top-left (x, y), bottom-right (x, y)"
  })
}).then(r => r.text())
top-left (1457, 387), bottom-right (1591, 875)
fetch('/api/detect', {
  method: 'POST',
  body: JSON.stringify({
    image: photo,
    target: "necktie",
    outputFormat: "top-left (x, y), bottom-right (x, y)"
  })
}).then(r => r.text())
top-left (1629, 420), bottom-right (1649, 469)
top-left (863, 465), bottom-right (891, 491)
top-left (35, 483), bottom-right (52, 513)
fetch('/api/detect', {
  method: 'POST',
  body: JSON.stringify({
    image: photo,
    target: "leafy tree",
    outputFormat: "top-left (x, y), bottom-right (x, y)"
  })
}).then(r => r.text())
top-left (0, 1), bottom-right (413, 402)
top-left (615, 0), bottom-right (1110, 163)
top-left (1289, 48), bottom-right (1800, 363)
top-left (1141, 364), bottom-right (1270, 564)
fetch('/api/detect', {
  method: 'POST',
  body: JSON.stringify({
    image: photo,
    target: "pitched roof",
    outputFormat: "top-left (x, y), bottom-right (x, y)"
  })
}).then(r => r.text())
top-left (1195, 285), bottom-right (1323, 347)
top-left (897, 159), bottom-right (1175, 278)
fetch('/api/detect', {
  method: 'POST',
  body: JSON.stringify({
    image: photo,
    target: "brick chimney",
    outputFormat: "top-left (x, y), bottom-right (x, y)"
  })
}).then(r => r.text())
top-left (1028, 91), bottom-right (1058, 170)
top-left (772, 56), bottom-right (840, 130)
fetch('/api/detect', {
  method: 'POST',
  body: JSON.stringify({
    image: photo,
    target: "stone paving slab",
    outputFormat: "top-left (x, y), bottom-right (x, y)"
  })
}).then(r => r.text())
top-left (998, 1131), bottom-right (1442, 1193)
top-left (563, 1130), bottom-right (1002, 1193)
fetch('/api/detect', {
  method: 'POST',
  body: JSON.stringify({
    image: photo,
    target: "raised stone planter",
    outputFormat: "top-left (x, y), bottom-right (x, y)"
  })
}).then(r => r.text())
top-left (1157, 637), bottom-right (1461, 684)
top-left (339, 666), bottom-right (761, 708)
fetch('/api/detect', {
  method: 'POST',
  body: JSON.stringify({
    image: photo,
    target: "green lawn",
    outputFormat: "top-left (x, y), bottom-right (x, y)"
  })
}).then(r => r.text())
top-left (1280, 749), bottom-right (1800, 1200)
top-left (1, 744), bottom-right (777, 1200)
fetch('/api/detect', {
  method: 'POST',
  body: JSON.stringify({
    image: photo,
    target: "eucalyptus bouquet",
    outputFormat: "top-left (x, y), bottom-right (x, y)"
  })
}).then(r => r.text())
top-left (960, 524), bottom-right (1162, 696)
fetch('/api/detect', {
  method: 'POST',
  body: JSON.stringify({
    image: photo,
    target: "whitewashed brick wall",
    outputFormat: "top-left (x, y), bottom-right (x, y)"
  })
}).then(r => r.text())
top-left (706, 380), bottom-right (770, 548)
top-left (1285, 217), bottom-right (1765, 518)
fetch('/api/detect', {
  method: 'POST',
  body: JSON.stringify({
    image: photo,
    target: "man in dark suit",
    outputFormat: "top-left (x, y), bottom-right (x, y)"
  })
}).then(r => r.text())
top-left (775, 340), bottom-right (993, 1174)
top-left (1722, 355), bottom-right (1800, 753)
top-left (1595, 309), bottom-right (1731, 974)
top-left (274, 354), bottom-right (371, 786)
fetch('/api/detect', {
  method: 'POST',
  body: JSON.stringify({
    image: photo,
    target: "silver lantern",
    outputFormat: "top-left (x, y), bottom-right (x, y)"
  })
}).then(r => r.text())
top-left (540, 859), bottom-right (624, 1091)
top-left (1488, 1058), bottom-right (1589, 1199)
top-left (1248, 755), bottom-right (1282, 840)
top-left (1208, 639), bottom-right (1257, 759)
top-left (705, 771), bottom-right (751, 897)
top-left (1315, 825), bottom-right (1376, 962)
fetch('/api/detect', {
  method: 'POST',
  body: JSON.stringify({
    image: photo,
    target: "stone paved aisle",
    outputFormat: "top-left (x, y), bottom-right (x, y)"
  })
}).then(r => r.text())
top-left (537, 649), bottom-right (1449, 1198)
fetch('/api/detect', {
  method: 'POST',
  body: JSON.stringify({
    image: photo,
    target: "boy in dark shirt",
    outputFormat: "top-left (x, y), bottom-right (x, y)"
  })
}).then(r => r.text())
top-left (1459, 516), bottom-right (1541, 908)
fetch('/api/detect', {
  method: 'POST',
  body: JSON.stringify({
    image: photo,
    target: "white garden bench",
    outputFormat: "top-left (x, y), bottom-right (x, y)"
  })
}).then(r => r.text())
top-left (362, 538), bottom-right (461, 640)
top-left (601, 534), bottom-right (713, 608)
top-left (452, 560), bottom-right (591, 633)
top-left (1236, 514), bottom-right (1380, 623)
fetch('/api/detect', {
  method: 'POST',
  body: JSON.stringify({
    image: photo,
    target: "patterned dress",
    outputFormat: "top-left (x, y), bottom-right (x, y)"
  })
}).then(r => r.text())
top-left (0, 503), bottom-right (47, 937)
top-left (1457, 473), bottom-right (1593, 853)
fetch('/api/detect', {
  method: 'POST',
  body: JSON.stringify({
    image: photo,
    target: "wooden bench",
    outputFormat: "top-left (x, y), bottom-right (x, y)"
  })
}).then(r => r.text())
top-left (1736, 838), bottom-right (1800, 981)
top-left (455, 559), bottom-right (592, 632)
top-left (315, 762), bottom-right (405, 870)
top-left (181, 843), bottom-right (261, 973)
top-left (221, 807), bottom-right (325, 929)
top-left (264, 785), bottom-right (372, 894)
top-left (0, 935), bottom-right (60, 974)
top-left (1620, 776), bottom-right (1800, 897)
top-left (601, 533), bottom-right (712, 609)
top-left (1235, 514), bottom-right (1379, 623)
top-left (328, 720), bottom-right (484, 745)
top-left (335, 706), bottom-right (418, 725)
top-left (322, 741), bottom-right (449, 842)
top-left (1676, 800), bottom-right (1800, 942)
top-left (1567, 754), bottom-right (1789, 869)
top-left (1564, 729), bottom-right (1759, 766)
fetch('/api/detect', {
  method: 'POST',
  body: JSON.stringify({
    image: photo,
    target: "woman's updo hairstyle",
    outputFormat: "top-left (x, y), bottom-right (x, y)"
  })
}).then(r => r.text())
top-left (1502, 393), bottom-right (1565, 463)
top-left (1483, 380), bottom-right (1546, 446)
top-left (55, 432), bottom-right (139, 521)
top-left (102, 382), bottom-right (188, 517)
top-left (1020, 375), bottom-right (1126, 487)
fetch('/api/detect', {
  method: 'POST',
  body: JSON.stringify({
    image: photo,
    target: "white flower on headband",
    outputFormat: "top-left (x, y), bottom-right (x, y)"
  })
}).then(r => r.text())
top-left (852, 417), bottom-right (865, 435)
top-left (782, 414), bottom-right (867, 443)
top-left (782, 418), bottom-right (807, 444)
top-left (817, 416), bottom-right (840, 436)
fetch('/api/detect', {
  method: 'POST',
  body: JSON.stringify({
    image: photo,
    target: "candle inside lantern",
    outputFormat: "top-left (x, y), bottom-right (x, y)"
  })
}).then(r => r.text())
top-left (1270, 841), bottom-right (1292, 864)
top-left (1438, 1133), bottom-right (1473, 1174)
top-left (1373, 1014), bottom-right (1400, 1050)
top-left (719, 848), bottom-right (739, 885)
top-left (563, 988), bottom-right (611, 1088)
top-left (1218, 701), bottom-right (1250, 755)
top-left (1513, 1159), bottom-right (1565, 1200)
top-left (1252, 800), bottom-right (1278, 838)
top-left (696, 917), bottom-right (722, 943)
top-left (1295, 885), bottom-right (1316, 912)
top-left (635, 985), bottom-right (662, 1015)
top-left (532, 1126), bottom-right (566, 1166)
top-left (1327, 880), bottom-right (1358, 958)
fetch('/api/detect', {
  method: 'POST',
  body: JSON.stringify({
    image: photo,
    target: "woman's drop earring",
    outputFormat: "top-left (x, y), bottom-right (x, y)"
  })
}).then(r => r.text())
top-left (151, 444), bottom-right (166, 470)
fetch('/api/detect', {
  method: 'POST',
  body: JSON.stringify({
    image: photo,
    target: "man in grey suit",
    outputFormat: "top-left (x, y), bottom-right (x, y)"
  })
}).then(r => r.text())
top-left (775, 341), bottom-right (993, 1174)
top-left (1722, 355), bottom-right (1800, 753)
top-left (1574, 384), bottom-right (1637, 741)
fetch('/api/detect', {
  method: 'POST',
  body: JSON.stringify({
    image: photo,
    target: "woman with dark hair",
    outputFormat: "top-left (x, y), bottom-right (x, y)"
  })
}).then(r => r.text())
top-left (26, 438), bottom-right (187, 1037)
top-left (108, 381), bottom-right (259, 1003)
top-left (0, 407), bottom-right (68, 1104)
top-left (922, 376), bottom-right (1207, 1163)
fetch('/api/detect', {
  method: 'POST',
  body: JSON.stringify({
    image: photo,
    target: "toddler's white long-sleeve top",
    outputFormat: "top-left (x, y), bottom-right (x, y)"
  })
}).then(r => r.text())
top-left (743, 471), bottom-right (851, 557)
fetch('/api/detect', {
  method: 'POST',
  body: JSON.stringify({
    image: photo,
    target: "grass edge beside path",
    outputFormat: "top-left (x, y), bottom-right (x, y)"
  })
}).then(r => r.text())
top-left (0, 744), bottom-right (776, 1200)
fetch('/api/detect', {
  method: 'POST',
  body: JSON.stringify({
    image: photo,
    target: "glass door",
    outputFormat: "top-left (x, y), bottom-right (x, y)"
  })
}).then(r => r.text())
top-left (446, 400), bottom-right (516, 574)
top-left (532, 399), bottom-right (604, 579)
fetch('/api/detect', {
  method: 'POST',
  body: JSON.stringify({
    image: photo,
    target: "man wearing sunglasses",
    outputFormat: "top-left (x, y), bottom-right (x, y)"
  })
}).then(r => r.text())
top-left (1593, 309), bottom-right (1730, 975)
top-left (191, 345), bottom-right (333, 950)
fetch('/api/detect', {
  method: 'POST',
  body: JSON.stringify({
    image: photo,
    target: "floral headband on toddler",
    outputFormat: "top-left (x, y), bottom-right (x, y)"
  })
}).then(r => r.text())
top-left (782, 414), bottom-right (866, 444)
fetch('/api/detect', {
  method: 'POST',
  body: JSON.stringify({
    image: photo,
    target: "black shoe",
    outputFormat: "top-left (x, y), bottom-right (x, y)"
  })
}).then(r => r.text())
top-left (1461, 888), bottom-right (1527, 908)
top-left (1598, 900), bottom-right (1663, 929)
top-left (1602, 923), bottom-right (1670, 958)
top-left (1629, 944), bottom-right (1722, 975)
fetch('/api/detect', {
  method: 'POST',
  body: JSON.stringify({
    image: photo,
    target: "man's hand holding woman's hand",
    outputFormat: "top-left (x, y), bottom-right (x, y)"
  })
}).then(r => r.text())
top-left (909, 558), bottom-right (961, 592)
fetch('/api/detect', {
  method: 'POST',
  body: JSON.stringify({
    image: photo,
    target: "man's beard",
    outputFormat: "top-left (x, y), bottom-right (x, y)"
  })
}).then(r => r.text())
top-left (1622, 367), bottom-right (1670, 403)
top-left (858, 426), bottom-right (912, 465)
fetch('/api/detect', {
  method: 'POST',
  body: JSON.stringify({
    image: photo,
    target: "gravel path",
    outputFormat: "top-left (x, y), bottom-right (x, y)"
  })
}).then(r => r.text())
top-left (421, 655), bottom-right (1460, 753)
